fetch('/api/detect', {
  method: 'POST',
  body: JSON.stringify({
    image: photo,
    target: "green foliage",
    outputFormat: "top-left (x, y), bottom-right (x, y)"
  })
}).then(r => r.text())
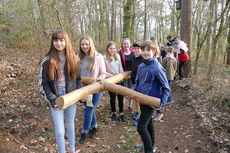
top-left (9, 32), bottom-right (30, 42)
top-left (0, 24), bottom-right (7, 29)
top-left (44, 131), bottom-right (55, 139)
top-left (122, 144), bottom-right (129, 150)
top-left (122, 128), bottom-right (138, 152)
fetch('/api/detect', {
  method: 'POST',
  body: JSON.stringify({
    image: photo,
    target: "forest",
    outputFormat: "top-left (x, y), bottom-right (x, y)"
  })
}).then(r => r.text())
top-left (0, 0), bottom-right (230, 153)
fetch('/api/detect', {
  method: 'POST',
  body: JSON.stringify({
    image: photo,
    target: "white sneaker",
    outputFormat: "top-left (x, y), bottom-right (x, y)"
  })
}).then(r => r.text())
top-left (153, 146), bottom-right (157, 152)
top-left (166, 100), bottom-right (174, 105)
top-left (181, 78), bottom-right (186, 81)
top-left (175, 78), bottom-right (185, 83)
top-left (154, 113), bottom-right (163, 121)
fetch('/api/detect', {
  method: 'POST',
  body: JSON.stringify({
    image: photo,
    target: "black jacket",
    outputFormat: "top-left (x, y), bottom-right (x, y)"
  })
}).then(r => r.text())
top-left (131, 55), bottom-right (144, 84)
top-left (38, 56), bottom-right (82, 107)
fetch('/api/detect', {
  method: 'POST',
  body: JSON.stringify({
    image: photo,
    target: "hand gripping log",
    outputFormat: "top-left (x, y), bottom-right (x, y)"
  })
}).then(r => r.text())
top-left (55, 71), bottom-right (160, 109)
top-left (55, 71), bottom-right (132, 109)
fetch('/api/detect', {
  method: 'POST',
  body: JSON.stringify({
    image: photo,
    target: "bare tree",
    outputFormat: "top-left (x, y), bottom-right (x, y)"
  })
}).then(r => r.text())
top-left (143, 0), bottom-right (147, 40)
top-left (193, 0), bottom-right (214, 75)
top-left (111, 0), bottom-right (115, 41)
top-left (207, 0), bottom-right (230, 79)
top-left (180, 0), bottom-right (192, 77)
top-left (123, 0), bottom-right (133, 38)
top-left (226, 16), bottom-right (230, 65)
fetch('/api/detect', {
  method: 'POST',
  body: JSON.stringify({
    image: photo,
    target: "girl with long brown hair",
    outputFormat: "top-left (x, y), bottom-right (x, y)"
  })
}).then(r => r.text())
top-left (104, 41), bottom-right (125, 123)
top-left (78, 35), bottom-right (106, 144)
top-left (38, 30), bottom-right (81, 153)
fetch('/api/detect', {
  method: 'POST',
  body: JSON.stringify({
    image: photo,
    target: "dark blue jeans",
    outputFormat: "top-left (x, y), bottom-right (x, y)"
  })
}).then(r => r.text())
top-left (167, 80), bottom-right (173, 102)
top-left (82, 92), bottom-right (103, 133)
top-left (137, 105), bottom-right (155, 153)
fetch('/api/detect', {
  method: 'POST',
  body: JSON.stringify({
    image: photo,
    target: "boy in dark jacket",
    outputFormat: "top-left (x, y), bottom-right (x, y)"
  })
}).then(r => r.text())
top-left (131, 41), bottom-right (144, 126)
top-left (133, 40), bottom-right (170, 153)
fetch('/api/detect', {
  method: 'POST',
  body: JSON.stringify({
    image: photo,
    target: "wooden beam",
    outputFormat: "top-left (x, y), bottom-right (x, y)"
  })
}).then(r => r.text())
top-left (81, 71), bottom-right (131, 85)
top-left (56, 71), bottom-right (160, 109)
top-left (104, 82), bottom-right (160, 108)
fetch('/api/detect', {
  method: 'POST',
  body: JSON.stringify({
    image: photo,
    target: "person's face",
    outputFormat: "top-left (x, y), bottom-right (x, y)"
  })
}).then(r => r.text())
top-left (133, 46), bottom-right (141, 56)
top-left (174, 47), bottom-right (179, 52)
top-left (175, 38), bottom-right (180, 44)
top-left (81, 39), bottom-right (90, 55)
top-left (141, 47), bottom-right (155, 60)
top-left (108, 45), bottom-right (116, 56)
top-left (53, 38), bottom-right (66, 51)
top-left (122, 40), bottom-right (130, 50)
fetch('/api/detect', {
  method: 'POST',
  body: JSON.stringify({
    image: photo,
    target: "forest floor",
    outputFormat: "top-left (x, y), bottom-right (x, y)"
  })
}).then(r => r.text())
top-left (0, 45), bottom-right (229, 153)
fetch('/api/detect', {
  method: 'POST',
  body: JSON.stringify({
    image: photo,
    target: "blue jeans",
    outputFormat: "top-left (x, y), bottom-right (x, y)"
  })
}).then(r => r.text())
top-left (51, 88), bottom-right (76, 153)
top-left (82, 92), bottom-right (103, 133)
top-left (167, 80), bottom-right (173, 102)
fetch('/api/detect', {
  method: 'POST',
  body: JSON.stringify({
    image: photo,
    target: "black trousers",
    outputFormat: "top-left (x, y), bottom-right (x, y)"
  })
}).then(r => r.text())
top-left (109, 91), bottom-right (124, 113)
top-left (137, 105), bottom-right (155, 153)
top-left (179, 61), bottom-right (186, 80)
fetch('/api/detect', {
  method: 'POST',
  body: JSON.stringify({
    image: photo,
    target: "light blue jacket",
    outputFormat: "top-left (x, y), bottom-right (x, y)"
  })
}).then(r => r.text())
top-left (133, 57), bottom-right (170, 109)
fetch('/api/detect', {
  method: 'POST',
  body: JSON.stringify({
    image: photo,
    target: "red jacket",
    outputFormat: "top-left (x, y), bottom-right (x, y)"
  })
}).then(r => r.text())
top-left (178, 49), bottom-right (189, 62)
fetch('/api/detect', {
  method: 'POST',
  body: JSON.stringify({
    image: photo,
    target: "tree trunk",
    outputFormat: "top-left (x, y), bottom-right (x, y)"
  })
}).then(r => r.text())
top-left (105, 0), bottom-right (110, 43)
top-left (208, 0), bottom-right (230, 79)
top-left (226, 17), bottom-right (230, 65)
top-left (120, 0), bottom-right (123, 41)
top-left (193, 0), bottom-right (214, 75)
top-left (98, 0), bottom-right (104, 46)
top-left (170, 0), bottom-right (175, 34)
top-left (37, 0), bottom-right (48, 38)
top-left (176, 10), bottom-right (180, 34)
top-left (148, 14), bottom-right (151, 39)
top-left (143, 0), bottom-right (147, 40)
top-left (114, 0), bottom-right (117, 42)
top-left (111, 0), bottom-right (115, 41)
top-left (64, 0), bottom-right (75, 39)
top-left (205, 29), bottom-right (211, 61)
top-left (87, 1), bottom-right (92, 33)
top-left (192, 0), bottom-right (201, 50)
top-left (130, 0), bottom-right (136, 42)
top-left (123, 0), bottom-right (133, 38)
top-left (160, 8), bottom-right (164, 43)
top-left (180, 0), bottom-right (192, 77)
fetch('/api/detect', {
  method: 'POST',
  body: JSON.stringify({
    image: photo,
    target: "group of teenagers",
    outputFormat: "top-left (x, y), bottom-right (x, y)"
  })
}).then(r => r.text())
top-left (38, 29), bottom-right (189, 153)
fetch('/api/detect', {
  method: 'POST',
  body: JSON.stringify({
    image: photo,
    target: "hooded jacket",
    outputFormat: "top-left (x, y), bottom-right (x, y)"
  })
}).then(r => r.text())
top-left (162, 53), bottom-right (177, 80)
top-left (133, 57), bottom-right (170, 109)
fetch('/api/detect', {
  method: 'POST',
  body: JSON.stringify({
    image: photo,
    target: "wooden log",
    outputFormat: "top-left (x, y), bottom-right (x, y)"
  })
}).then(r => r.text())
top-left (105, 71), bottom-right (131, 83)
top-left (81, 71), bottom-right (131, 85)
top-left (56, 71), bottom-right (131, 109)
top-left (103, 82), bottom-right (160, 108)
top-left (56, 70), bottom-right (160, 109)
top-left (56, 82), bottom-right (102, 109)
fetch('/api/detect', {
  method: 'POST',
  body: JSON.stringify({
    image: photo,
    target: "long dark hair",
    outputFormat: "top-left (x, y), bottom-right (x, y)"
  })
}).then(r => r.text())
top-left (46, 30), bottom-right (79, 80)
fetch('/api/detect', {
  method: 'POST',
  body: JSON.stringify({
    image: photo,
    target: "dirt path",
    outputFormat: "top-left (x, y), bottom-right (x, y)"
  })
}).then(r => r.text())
top-left (0, 49), bottom-right (219, 153)
top-left (73, 84), bottom-right (218, 153)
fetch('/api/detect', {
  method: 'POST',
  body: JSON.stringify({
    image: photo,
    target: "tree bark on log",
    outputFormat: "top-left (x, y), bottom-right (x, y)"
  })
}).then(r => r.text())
top-left (81, 71), bottom-right (131, 85)
top-left (56, 71), bottom-right (160, 109)
top-left (104, 82), bottom-right (160, 107)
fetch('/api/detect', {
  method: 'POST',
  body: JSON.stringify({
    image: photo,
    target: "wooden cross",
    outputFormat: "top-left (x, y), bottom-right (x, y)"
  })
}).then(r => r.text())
top-left (56, 71), bottom-right (160, 109)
